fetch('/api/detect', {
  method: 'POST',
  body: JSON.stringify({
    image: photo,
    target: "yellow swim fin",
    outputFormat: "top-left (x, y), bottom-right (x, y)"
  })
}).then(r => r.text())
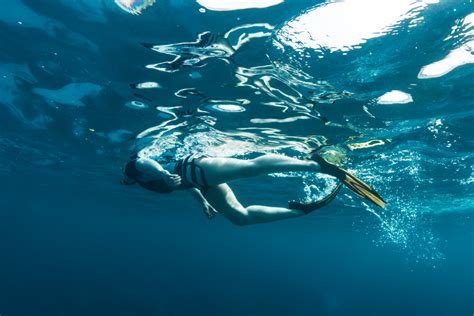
top-left (339, 170), bottom-right (386, 208)
top-left (310, 152), bottom-right (386, 208)
top-left (289, 183), bottom-right (343, 214)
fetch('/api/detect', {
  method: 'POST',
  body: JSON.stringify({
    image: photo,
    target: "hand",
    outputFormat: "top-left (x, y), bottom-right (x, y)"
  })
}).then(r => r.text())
top-left (203, 202), bottom-right (218, 220)
top-left (163, 172), bottom-right (182, 188)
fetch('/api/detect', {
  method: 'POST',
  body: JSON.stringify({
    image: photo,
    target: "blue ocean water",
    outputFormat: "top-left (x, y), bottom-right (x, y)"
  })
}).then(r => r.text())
top-left (0, 0), bottom-right (473, 315)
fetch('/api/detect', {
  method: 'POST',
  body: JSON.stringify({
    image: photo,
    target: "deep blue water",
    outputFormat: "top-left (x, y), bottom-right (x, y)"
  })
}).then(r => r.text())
top-left (0, 1), bottom-right (473, 315)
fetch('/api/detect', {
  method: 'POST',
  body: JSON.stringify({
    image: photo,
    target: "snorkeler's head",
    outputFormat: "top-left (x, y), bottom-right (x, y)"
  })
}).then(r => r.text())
top-left (121, 159), bottom-right (173, 193)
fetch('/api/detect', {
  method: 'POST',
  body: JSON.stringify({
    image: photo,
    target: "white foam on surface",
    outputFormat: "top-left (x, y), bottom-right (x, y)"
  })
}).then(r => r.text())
top-left (377, 90), bottom-right (413, 104)
top-left (418, 13), bottom-right (474, 79)
top-left (196, 0), bottom-right (283, 11)
top-left (250, 116), bottom-right (309, 124)
top-left (418, 43), bottom-right (474, 79)
top-left (277, 0), bottom-right (434, 54)
top-left (135, 82), bottom-right (161, 89)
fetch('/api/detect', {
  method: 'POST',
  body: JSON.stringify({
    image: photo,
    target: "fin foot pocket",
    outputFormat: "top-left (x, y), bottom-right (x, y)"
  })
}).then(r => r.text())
top-left (310, 151), bottom-right (386, 208)
top-left (289, 183), bottom-right (342, 214)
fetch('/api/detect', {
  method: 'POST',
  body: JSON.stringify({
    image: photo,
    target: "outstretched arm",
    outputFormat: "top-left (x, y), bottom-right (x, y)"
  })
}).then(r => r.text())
top-left (190, 188), bottom-right (218, 219)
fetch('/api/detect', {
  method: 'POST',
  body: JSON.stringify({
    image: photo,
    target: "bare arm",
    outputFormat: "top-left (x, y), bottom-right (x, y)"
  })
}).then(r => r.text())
top-left (190, 188), bottom-right (218, 219)
top-left (135, 157), bottom-right (165, 173)
top-left (135, 157), bottom-right (182, 188)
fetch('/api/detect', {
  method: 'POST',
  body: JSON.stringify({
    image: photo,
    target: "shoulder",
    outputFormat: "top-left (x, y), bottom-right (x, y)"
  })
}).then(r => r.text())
top-left (135, 157), bottom-right (159, 168)
top-left (133, 158), bottom-right (159, 177)
top-left (134, 157), bottom-right (167, 181)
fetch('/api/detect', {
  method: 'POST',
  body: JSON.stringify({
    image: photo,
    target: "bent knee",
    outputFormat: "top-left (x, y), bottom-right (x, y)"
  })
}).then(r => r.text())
top-left (227, 208), bottom-right (252, 226)
top-left (240, 160), bottom-right (258, 178)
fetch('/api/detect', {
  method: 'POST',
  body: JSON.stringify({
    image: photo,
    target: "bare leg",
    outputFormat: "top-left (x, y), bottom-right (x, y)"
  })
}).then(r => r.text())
top-left (198, 154), bottom-right (320, 186)
top-left (203, 184), bottom-right (305, 226)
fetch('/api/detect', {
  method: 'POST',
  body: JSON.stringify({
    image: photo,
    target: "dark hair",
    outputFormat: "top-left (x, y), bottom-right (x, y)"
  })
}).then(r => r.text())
top-left (122, 159), bottom-right (173, 193)
top-left (122, 159), bottom-right (139, 185)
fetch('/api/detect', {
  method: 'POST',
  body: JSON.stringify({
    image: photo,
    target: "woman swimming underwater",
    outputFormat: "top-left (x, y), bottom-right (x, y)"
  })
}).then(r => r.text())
top-left (122, 151), bottom-right (385, 225)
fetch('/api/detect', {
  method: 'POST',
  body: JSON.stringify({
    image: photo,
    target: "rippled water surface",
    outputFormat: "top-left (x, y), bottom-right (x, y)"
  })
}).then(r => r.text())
top-left (0, 1), bottom-right (473, 315)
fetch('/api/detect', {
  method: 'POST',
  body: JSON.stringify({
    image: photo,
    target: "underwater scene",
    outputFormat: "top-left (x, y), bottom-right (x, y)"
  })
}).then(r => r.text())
top-left (0, 0), bottom-right (473, 315)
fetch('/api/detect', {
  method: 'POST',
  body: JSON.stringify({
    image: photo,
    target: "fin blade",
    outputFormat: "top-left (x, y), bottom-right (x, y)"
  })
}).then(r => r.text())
top-left (309, 150), bottom-right (386, 208)
top-left (342, 173), bottom-right (385, 208)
